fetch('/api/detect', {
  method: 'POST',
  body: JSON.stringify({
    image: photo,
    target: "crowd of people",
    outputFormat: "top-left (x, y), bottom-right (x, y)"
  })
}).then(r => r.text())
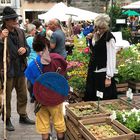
top-left (0, 6), bottom-right (119, 140)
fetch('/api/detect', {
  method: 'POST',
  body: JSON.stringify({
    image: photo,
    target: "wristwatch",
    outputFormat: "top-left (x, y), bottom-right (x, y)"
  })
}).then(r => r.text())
top-left (106, 75), bottom-right (111, 80)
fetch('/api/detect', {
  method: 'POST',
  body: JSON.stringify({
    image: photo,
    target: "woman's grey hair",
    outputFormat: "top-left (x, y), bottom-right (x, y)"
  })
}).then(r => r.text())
top-left (94, 14), bottom-right (110, 30)
top-left (26, 23), bottom-right (36, 33)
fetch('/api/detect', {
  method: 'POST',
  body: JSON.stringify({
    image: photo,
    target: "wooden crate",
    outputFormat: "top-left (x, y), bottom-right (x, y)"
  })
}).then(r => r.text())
top-left (66, 118), bottom-right (85, 140)
top-left (116, 83), bottom-right (128, 93)
top-left (119, 94), bottom-right (140, 109)
top-left (128, 81), bottom-right (140, 93)
top-left (68, 91), bottom-right (83, 103)
top-left (79, 117), bottom-right (135, 140)
top-left (66, 129), bottom-right (76, 140)
top-left (99, 99), bottom-right (135, 114)
top-left (135, 134), bottom-right (140, 140)
top-left (66, 101), bottom-right (109, 125)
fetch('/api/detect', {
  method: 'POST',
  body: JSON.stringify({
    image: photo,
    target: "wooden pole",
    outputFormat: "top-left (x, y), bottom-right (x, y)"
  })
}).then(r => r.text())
top-left (3, 37), bottom-right (7, 140)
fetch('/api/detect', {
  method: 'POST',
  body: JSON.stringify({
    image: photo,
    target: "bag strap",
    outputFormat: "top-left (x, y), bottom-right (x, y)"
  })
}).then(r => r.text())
top-left (34, 59), bottom-right (43, 74)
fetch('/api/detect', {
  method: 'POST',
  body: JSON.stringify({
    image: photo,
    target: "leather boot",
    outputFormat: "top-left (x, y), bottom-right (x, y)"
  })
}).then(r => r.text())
top-left (19, 115), bottom-right (35, 125)
top-left (6, 118), bottom-right (15, 131)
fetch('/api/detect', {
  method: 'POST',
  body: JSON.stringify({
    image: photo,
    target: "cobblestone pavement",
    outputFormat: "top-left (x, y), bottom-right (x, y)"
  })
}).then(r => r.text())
top-left (0, 89), bottom-right (57, 140)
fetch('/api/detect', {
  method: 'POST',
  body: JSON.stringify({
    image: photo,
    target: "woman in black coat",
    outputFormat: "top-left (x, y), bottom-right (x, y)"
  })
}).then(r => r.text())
top-left (84, 14), bottom-right (117, 101)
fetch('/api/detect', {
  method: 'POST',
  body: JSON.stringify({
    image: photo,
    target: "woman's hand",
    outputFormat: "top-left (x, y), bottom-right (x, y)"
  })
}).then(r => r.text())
top-left (105, 78), bottom-right (111, 87)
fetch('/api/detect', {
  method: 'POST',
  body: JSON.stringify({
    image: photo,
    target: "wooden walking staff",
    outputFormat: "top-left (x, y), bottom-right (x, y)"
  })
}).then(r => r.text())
top-left (3, 37), bottom-right (7, 140)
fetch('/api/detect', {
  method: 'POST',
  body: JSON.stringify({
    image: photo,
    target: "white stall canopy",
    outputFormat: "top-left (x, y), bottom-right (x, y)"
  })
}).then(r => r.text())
top-left (122, 1), bottom-right (140, 9)
top-left (38, 2), bottom-right (99, 22)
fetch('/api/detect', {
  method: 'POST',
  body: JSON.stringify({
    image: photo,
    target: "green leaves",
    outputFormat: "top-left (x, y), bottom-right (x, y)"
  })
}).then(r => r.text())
top-left (116, 109), bottom-right (140, 133)
top-left (116, 45), bottom-right (140, 83)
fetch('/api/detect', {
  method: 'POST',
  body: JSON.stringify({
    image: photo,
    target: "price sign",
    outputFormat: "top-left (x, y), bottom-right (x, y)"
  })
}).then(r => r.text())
top-left (126, 88), bottom-right (133, 100)
top-left (110, 111), bottom-right (116, 121)
top-left (96, 91), bottom-right (103, 99)
top-left (70, 86), bottom-right (73, 92)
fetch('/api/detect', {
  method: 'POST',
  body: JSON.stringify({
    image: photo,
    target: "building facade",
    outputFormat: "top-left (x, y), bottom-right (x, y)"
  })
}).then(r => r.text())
top-left (69, 0), bottom-right (137, 13)
top-left (0, 0), bottom-right (139, 24)
top-left (0, 0), bottom-right (20, 14)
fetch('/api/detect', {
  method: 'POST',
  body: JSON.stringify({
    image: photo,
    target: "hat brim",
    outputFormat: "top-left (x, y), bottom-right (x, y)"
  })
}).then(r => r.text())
top-left (2, 13), bottom-right (18, 20)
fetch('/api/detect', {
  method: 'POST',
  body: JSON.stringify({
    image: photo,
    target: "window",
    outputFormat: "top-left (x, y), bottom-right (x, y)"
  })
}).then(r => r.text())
top-left (1, 0), bottom-right (11, 5)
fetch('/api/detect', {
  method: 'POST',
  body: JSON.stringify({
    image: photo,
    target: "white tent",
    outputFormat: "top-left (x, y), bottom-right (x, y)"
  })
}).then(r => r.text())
top-left (65, 7), bottom-right (99, 21)
top-left (38, 2), bottom-right (68, 22)
top-left (38, 2), bottom-right (99, 22)
top-left (122, 1), bottom-right (140, 9)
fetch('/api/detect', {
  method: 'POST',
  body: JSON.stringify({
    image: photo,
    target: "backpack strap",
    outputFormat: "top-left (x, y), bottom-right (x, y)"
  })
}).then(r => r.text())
top-left (34, 59), bottom-right (43, 74)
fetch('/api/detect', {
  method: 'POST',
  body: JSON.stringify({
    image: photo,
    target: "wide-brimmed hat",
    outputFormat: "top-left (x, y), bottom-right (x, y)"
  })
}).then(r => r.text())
top-left (33, 72), bottom-right (69, 106)
top-left (2, 6), bottom-right (18, 20)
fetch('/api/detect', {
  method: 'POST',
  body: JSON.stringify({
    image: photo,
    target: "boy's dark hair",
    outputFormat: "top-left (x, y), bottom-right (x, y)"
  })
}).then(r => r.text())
top-left (33, 34), bottom-right (47, 52)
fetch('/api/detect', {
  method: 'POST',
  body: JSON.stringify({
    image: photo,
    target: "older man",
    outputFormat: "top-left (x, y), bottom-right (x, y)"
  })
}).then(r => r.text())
top-left (0, 6), bottom-right (35, 131)
top-left (48, 19), bottom-right (67, 59)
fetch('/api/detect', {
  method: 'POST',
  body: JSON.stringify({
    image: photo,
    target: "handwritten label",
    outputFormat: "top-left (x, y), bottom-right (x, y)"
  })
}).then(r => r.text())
top-left (126, 88), bottom-right (133, 100)
top-left (70, 87), bottom-right (73, 92)
top-left (110, 111), bottom-right (116, 121)
top-left (96, 91), bottom-right (103, 98)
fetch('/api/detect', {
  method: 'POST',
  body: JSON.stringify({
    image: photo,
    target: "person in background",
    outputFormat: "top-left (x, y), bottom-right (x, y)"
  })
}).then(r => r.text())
top-left (84, 14), bottom-right (117, 101)
top-left (24, 18), bottom-right (30, 30)
top-left (0, 6), bottom-right (35, 131)
top-left (26, 23), bottom-right (38, 103)
top-left (82, 20), bottom-right (94, 47)
top-left (26, 23), bottom-right (37, 64)
top-left (32, 19), bottom-right (46, 36)
top-left (48, 18), bottom-right (67, 59)
top-left (83, 20), bottom-right (94, 37)
top-left (18, 15), bottom-right (25, 30)
top-left (45, 22), bottom-right (53, 41)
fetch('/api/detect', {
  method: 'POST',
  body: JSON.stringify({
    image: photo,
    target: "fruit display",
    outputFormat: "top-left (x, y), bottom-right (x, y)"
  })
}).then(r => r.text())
top-left (86, 124), bottom-right (119, 139)
top-left (69, 104), bottom-right (101, 117)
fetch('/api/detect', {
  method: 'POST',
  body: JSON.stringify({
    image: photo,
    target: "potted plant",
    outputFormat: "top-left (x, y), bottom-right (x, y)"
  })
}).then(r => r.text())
top-left (116, 108), bottom-right (140, 139)
top-left (116, 45), bottom-right (140, 93)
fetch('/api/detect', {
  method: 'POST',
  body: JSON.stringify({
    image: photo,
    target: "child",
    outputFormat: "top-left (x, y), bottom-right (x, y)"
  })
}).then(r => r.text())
top-left (25, 34), bottom-right (68, 140)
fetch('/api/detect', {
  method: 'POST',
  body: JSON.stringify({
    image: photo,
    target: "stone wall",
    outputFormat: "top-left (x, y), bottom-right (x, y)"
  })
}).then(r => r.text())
top-left (70, 0), bottom-right (108, 13)
top-left (69, 0), bottom-right (137, 13)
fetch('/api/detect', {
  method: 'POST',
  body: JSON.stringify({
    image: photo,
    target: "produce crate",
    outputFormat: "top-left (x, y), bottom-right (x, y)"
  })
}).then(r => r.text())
top-left (66, 101), bottom-right (109, 125)
top-left (128, 81), bottom-right (140, 94)
top-left (116, 83), bottom-right (128, 93)
top-left (68, 91), bottom-right (83, 103)
top-left (99, 99), bottom-right (135, 114)
top-left (66, 129), bottom-right (76, 140)
top-left (66, 118), bottom-right (85, 140)
top-left (119, 94), bottom-right (140, 109)
top-left (135, 133), bottom-right (140, 140)
top-left (79, 117), bottom-right (135, 140)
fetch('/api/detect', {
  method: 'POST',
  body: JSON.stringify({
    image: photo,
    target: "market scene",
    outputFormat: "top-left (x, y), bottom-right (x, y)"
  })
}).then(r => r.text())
top-left (0, 0), bottom-right (140, 140)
